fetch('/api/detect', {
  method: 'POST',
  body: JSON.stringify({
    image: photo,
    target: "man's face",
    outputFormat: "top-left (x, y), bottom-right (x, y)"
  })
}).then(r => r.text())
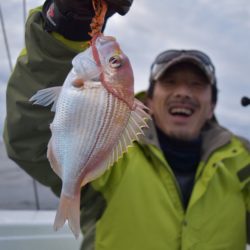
top-left (147, 63), bottom-right (215, 141)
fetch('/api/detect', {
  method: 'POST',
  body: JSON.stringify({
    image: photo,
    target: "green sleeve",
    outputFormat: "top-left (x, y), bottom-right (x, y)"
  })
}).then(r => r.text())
top-left (236, 138), bottom-right (250, 243)
top-left (3, 8), bottom-right (83, 196)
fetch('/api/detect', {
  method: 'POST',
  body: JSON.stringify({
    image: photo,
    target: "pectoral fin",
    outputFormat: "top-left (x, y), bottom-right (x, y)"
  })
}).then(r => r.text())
top-left (29, 86), bottom-right (61, 112)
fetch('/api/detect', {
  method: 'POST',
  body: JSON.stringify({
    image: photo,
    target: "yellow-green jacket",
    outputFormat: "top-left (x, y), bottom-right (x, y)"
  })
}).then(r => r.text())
top-left (3, 7), bottom-right (250, 250)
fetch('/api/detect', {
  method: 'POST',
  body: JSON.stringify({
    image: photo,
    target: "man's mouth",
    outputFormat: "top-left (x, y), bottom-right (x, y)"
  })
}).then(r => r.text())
top-left (169, 107), bottom-right (195, 117)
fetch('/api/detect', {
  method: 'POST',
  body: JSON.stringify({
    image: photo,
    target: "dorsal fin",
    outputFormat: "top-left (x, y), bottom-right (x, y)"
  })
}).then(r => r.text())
top-left (81, 98), bottom-right (151, 185)
top-left (111, 99), bottom-right (150, 160)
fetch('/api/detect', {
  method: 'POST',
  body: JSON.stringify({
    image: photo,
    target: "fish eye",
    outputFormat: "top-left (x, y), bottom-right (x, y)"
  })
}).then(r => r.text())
top-left (109, 55), bottom-right (122, 68)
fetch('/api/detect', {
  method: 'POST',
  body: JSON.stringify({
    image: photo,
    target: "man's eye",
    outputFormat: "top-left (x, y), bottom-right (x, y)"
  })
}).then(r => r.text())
top-left (161, 79), bottom-right (175, 85)
top-left (191, 81), bottom-right (207, 87)
top-left (165, 81), bottom-right (176, 86)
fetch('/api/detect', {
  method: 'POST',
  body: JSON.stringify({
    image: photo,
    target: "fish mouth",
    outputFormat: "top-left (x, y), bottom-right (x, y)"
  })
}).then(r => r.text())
top-left (98, 35), bottom-right (116, 44)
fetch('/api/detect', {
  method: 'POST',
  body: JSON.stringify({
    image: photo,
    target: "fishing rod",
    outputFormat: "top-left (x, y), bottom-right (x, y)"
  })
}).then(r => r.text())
top-left (23, 0), bottom-right (26, 26)
top-left (241, 96), bottom-right (250, 107)
top-left (0, 4), bottom-right (13, 72)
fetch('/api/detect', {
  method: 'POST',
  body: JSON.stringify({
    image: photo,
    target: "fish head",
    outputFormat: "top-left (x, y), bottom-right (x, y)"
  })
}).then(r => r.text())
top-left (71, 45), bottom-right (101, 83)
top-left (95, 35), bottom-right (135, 108)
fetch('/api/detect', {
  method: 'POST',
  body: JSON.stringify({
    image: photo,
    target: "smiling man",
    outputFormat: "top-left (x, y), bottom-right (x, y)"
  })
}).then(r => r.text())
top-left (143, 50), bottom-right (250, 247)
top-left (145, 50), bottom-right (220, 209)
top-left (147, 50), bottom-right (216, 141)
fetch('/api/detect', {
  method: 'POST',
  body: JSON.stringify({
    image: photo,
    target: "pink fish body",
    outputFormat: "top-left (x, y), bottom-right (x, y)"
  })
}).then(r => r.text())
top-left (30, 35), bottom-right (150, 238)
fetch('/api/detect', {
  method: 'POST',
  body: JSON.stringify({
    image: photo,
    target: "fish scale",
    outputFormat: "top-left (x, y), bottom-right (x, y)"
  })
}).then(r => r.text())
top-left (53, 87), bottom-right (108, 180)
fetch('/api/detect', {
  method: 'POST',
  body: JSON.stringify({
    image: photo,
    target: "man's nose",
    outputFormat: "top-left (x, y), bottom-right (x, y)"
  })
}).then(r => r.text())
top-left (173, 83), bottom-right (193, 98)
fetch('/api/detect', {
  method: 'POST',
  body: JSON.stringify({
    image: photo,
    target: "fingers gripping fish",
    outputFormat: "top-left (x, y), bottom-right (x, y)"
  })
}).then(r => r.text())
top-left (30, 35), bottom-right (150, 238)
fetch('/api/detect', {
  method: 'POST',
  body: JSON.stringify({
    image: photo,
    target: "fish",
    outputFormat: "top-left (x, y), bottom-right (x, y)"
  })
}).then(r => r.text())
top-left (29, 34), bottom-right (150, 238)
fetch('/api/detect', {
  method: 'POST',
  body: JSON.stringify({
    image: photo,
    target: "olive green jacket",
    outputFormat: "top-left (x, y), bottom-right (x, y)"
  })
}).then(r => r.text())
top-left (3, 8), bottom-right (250, 250)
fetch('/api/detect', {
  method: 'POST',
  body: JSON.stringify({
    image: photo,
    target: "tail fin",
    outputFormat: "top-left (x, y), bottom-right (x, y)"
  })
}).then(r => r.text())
top-left (53, 193), bottom-right (81, 239)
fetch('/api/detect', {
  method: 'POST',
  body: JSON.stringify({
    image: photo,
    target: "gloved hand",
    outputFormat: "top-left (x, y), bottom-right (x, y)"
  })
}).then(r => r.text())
top-left (42, 0), bottom-right (133, 41)
top-left (105, 0), bottom-right (133, 16)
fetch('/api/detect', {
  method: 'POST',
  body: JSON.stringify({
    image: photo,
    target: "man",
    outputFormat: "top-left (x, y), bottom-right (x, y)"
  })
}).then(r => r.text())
top-left (3, 0), bottom-right (250, 249)
top-left (146, 51), bottom-right (217, 209)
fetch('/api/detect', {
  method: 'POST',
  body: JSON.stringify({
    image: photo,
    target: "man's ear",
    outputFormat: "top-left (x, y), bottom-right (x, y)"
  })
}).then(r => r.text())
top-left (208, 103), bottom-right (216, 120)
top-left (145, 97), bottom-right (154, 115)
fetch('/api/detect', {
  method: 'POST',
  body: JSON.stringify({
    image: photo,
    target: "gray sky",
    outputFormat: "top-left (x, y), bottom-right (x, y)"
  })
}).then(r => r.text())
top-left (1, 0), bottom-right (250, 140)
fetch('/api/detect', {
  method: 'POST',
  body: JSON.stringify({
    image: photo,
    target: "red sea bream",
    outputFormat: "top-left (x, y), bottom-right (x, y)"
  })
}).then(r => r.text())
top-left (30, 35), bottom-right (150, 238)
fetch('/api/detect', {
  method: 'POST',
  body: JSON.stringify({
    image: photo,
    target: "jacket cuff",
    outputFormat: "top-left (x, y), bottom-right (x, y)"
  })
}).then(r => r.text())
top-left (42, 0), bottom-right (107, 41)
